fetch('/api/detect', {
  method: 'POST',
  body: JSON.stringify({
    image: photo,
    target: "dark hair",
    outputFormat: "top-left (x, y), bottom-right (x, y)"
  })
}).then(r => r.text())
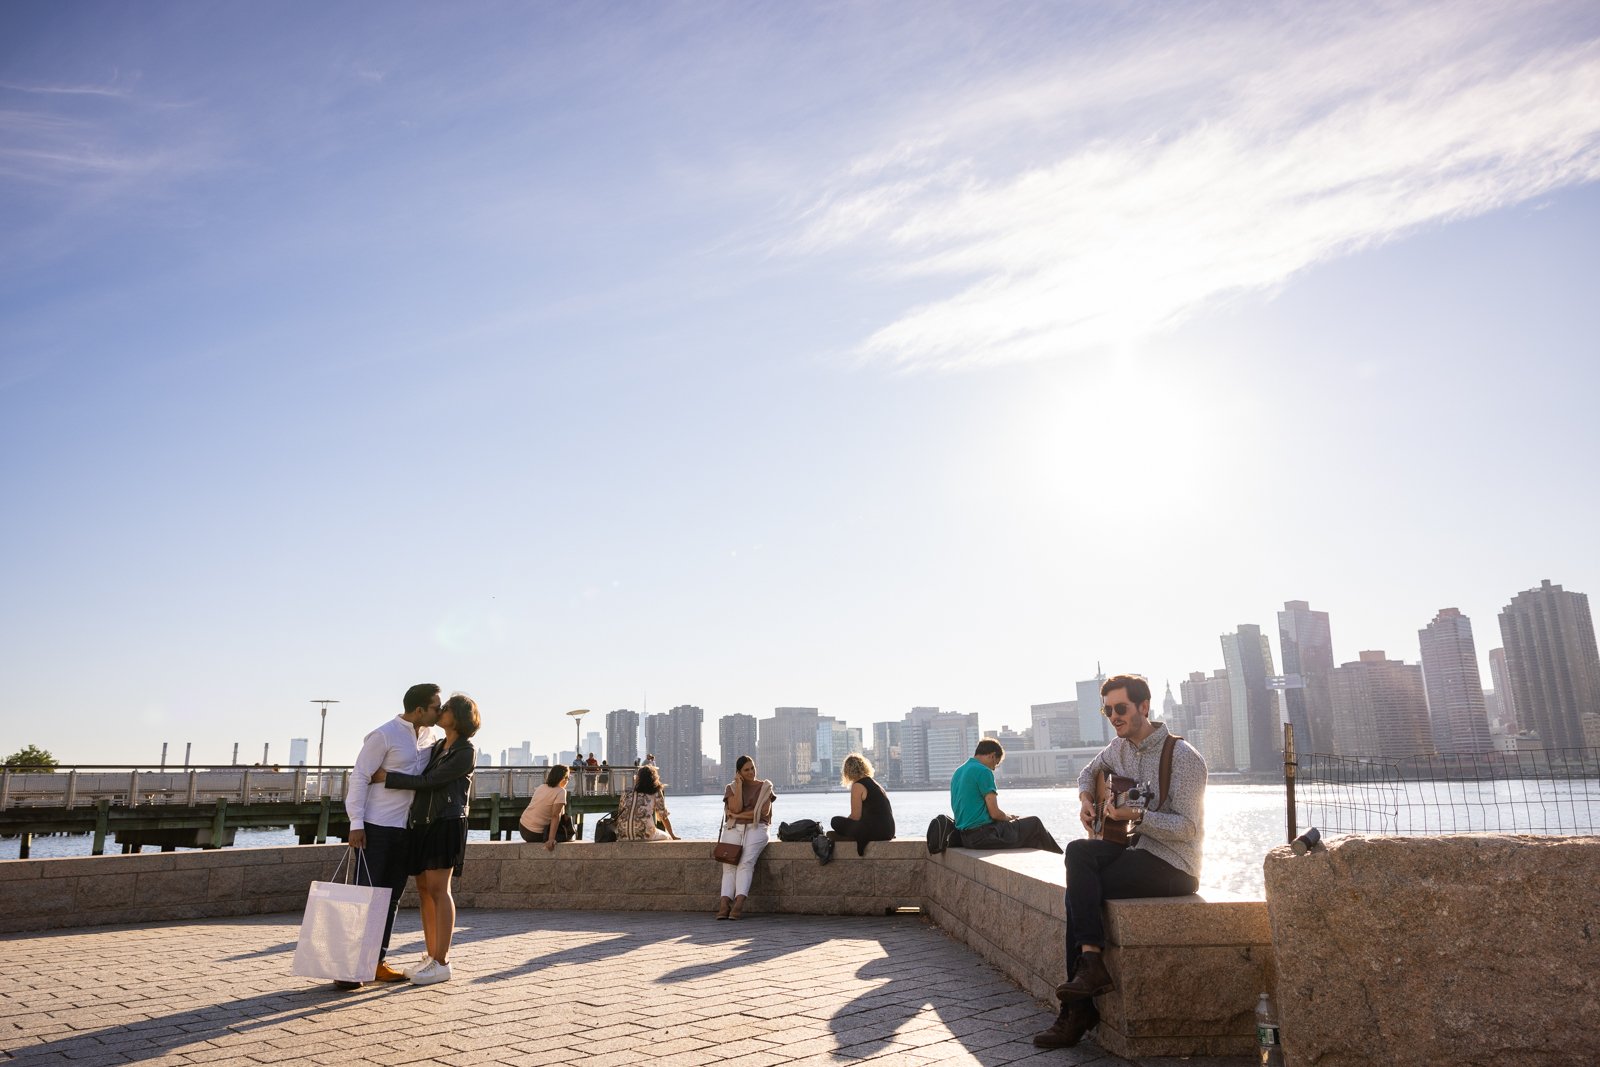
top-left (443, 693), bottom-right (481, 739)
top-left (634, 765), bottom-right (661, 795)
top-left (735, 755), bottom-right (753, 773)
top-left (1101, 674), bottom-right (1152, 708)
top-left (403, 683), bottom-right (441, 715)
top-left (974, 738), bottom-right (1005, 758)
top-left (545, 764), bottom-right (569, 788)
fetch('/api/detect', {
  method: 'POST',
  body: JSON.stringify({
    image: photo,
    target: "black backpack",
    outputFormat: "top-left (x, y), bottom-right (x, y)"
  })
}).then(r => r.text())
top-left (592, 812), bottom-right (617, 843)
top-left (777, 819), bottom-right (823, 842)
top-left (926, 814), bottom-right (961, 854)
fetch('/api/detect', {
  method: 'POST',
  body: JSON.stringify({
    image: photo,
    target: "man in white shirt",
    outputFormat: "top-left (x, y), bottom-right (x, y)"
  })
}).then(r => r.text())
top-left (339, 683), bottom-right (441, 988)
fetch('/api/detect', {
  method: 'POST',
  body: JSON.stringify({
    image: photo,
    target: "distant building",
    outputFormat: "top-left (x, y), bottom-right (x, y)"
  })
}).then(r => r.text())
top-left (583, 731), bottom-right (603, 760)
top-left (870, 721), bottom-right (903, 785)
top-left (1030, 700), bottom-right (1078, 749)
top-left (1418, 608), bottom-right (1493, 755)
top-left (1329, 651), bottom-right (1432, 759)
top-left (1499, 579), bottom-right (1600, 751)
top-left (896, 707), bottom-right (981, 785)
top-left (288, 738), bottom-right (308, 767)
top-left (500, 741), bottom-right (534, 767)
top-left (993, 724), bottom-right (1029, 753)
top-left (1221, 624), bottom-right (1280, 771)
top-left (718, 713), bottom-right (758, 783)
top-left (757, 707), bottom-right (819, 789)
top-left (815, 717), bottom-right (852, 782)
top-left (1278, 600), bottom-right (1337, 752)
top-left (1487, 647), bottom-right (1518, 731)
top-left (1180, 670), bottom-right (1233, 771)
top-left (606, 709), bottom-right (641, 767)
top-left (995, 745), bottom-right (1105, 785)
top-left (476, 750), bottom-right (493, 767)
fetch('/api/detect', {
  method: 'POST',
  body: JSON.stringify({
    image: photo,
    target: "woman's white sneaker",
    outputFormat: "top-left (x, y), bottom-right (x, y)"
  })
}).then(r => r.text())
top-left (400, 954), bottom-right (432, 978)
top-left (410, 959), bottom-right (452, 986)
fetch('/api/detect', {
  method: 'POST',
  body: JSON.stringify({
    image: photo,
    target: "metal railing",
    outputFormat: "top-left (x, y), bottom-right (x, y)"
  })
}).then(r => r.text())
top-left (1284, 729), bottom-right (1600, 840)
top-left (0, 763), bottom-right (621, 811)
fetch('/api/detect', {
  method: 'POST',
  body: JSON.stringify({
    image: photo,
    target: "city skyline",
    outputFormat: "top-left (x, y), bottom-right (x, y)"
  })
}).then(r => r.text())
top-left (4, 3), bottom-right (1598, 766)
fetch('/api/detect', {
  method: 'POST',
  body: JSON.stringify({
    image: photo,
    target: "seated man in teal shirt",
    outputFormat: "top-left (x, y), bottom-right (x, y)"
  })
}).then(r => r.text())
top-left (949, 739), bottom-right (1063, 853)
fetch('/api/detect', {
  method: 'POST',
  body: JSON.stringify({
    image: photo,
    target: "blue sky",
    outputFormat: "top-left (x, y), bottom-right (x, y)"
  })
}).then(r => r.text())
top-left (3, 1), bottom-right (1597, 766)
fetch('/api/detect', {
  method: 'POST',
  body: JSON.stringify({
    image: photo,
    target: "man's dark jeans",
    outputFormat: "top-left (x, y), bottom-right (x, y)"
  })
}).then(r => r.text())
top-left (354, 823), bottom-right (411, 962)
top-left (1063, 838), bottom-right (1197, 982)
top-left (961, 816), bottom-right (1063, 854)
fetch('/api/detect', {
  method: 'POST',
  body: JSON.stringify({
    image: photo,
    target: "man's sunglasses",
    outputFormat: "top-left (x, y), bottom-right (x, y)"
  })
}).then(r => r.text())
top-left (1101, 702), bottom-right (1134, 719)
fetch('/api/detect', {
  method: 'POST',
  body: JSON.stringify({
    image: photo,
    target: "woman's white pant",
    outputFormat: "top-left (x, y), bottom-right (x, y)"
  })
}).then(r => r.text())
top-left (719, 823), bottom-right (769, 898)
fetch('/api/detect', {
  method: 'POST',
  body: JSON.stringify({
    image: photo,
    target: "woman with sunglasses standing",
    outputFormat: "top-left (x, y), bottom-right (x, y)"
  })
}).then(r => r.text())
top-left (374, 692), bottom-right (481, 986)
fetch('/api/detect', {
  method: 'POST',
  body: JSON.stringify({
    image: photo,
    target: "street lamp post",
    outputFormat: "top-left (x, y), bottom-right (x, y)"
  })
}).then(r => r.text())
top-left (567, 709), bottom-right (589, 792)
top-left (312, 699), bottom-right (340, 795)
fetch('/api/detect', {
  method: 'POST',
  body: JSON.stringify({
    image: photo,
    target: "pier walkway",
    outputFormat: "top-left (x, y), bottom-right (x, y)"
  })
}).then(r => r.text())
top-left (0, 909), bottom-right (1230, 1067)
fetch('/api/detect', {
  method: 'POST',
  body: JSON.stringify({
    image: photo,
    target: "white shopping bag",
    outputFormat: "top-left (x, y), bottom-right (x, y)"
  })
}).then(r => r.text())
top-left (290, 850), bottom-right (392, 984)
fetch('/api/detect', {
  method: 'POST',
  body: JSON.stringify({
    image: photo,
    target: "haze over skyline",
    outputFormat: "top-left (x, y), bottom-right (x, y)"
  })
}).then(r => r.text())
top-left (3, 1), bottom-right (1597, 766)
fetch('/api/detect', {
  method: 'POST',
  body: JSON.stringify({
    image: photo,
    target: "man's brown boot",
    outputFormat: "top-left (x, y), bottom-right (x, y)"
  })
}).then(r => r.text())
top-left (1054, 950), bottom-right (1113, 1000)
top-left (373, 961), bottom-right (407, 983)
top-left (1032, 1000), bottom-right (1098, 1048)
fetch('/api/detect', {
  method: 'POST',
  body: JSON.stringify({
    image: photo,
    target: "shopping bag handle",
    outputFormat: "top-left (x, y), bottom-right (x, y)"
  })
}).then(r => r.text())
top-left (328, 845), bottom-right (373, 885)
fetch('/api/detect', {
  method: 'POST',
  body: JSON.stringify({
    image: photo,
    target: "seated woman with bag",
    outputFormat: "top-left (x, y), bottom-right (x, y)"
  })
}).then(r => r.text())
top-left (829, 753), bottom-right (896, 855)
top-left (714, 755), bottom-right (775, 920)
top-left (519, 765), bottom-right (575, 851)
top-left (615, 764), bottom-right (679, 841)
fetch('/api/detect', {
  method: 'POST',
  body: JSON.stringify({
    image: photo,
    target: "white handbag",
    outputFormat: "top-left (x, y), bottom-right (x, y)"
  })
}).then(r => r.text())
top-left (290, 850), bottom-right (392, 984)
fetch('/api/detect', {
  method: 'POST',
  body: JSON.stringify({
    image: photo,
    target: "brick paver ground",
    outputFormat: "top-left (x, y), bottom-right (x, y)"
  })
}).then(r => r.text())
top-left (1, 910), bottom-right (1150, 1067)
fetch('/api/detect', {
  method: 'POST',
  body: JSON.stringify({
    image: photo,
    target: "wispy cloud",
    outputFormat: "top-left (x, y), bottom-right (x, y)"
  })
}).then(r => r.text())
top-left (782, 1), bottom-right (1600, 372)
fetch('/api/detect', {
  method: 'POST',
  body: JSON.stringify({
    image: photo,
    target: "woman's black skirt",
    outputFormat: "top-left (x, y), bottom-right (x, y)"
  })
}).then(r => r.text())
top-left (410, 816), bottom-right (468, 876)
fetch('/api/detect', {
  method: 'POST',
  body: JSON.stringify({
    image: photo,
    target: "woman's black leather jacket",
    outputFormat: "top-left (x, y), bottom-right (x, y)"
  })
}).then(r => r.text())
top-left (385, 738), bottom-right (477, 828)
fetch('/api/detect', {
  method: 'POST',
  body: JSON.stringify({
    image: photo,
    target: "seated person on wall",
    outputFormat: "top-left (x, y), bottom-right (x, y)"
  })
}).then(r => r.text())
top-left (1033, 672), bottom-right (1207, 1050)
top-left (615, 764), bottom-right (679, 841)
top-left (829, 753), bottom-right (895, 855)
top-left (949, 738), bottom-right (1063, 853)
top-left (519, 765), bottom-right (575, 851)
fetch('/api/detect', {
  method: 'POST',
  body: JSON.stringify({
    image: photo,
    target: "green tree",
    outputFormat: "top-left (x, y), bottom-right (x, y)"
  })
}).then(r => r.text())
top-left (3, 744), bottom-right (59, 771)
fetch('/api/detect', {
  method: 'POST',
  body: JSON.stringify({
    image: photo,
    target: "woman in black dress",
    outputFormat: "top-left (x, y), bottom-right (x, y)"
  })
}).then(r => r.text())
top-left (830, 753), bottom-right (895, 855)
top-left (374, 692), bottom-right (480, 986)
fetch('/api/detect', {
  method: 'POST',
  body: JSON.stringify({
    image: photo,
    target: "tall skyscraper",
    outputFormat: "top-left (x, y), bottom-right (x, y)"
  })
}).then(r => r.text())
top-left (500, 741), bottom-right (533, 767)
top-left (718, 713), bottom-right (758, 782)
top-left (923, 711), bottom-right (981, 783)
top-left (606, 709), bottom-right (640, 767)
top-left (1278, 600), bottom-right (1336, 752)
top-left (288, 738), bottom-right (308, 766)
top-left (583, 731), bottom-right (603, 759)
top-left (757, 707), bottom-right (819, 789)
top-left (1076, 668), bottom-right (1109, 747)
top-left (815, 717), bottom-right (853, 781)
top-left (1220, 624), bottom-right (1279, 772)
top-left (1418, 608), bottom-right (1492, 755)
top-left (1487, 647), bottom-right (1518, 731)
top-left (644, 706), bottom-right (704, 791)
top-left (1031, 700), bottom-right (1078, 749)
top-left (1498, 580), bottom-right (1600, 751)
top-left (1329, 651), bottom-right (1431, 758)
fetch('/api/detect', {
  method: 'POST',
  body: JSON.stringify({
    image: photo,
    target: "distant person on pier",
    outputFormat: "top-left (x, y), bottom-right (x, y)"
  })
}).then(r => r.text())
top-left (342, 682), bottom-right (441, 989)
top-left (715, 755), bottom-right (775, 920)
top-left (1033, 673), bottom-right (1206, 1050)
top-left (949, 738), bottom-right (1063, 853)
top-left (828, 753), bottom-right (895, 855)
top-left (585, 752), bottom-right (600, 791)
top-left (519, 765), bottom-right (574, 850)
top-left (373, 692), bottom-right (481, 987)
top-left (615, 764), bottom-right (678, 841)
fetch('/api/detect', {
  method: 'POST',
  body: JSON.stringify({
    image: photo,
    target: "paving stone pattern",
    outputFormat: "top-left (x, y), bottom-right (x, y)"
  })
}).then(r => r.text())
top-left (1, 909), bottom-right (1137, 1067)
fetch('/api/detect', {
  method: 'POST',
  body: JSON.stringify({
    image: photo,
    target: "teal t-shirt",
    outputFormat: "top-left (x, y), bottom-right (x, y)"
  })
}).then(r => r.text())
top-left (950, 757), bottom-right (997, 830)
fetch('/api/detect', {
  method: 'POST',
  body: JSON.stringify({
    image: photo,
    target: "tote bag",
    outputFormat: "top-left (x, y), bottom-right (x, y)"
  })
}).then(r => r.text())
top-left (290, 850), bottom-right (392, 984)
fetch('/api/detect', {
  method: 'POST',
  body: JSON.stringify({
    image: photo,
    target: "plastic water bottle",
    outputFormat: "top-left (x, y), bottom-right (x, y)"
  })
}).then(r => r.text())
top-left (1256, 991), bottom-right (1284, 1065)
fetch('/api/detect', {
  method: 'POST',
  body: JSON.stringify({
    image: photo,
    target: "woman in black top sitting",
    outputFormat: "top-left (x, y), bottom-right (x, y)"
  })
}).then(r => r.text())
top-left (375, 692), bottom-right (480, 986)
top-left (830, 753), bottom-right (895, 855)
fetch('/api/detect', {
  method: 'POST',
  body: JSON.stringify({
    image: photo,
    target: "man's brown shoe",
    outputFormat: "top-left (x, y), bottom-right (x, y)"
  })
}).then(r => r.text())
top-left (1055, 951), bottom-right (1113, 1000)
top-left (1032, 1000), bottom-right (1098, 1048)
top-left (373, 962), bottom-right (407, 983)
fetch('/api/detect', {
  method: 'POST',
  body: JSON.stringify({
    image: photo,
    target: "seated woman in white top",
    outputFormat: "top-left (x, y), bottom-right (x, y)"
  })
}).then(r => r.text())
top-left (615, 765), bottom-right (678, 841)
top-left (519, 765), bottom-right (573, 852)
